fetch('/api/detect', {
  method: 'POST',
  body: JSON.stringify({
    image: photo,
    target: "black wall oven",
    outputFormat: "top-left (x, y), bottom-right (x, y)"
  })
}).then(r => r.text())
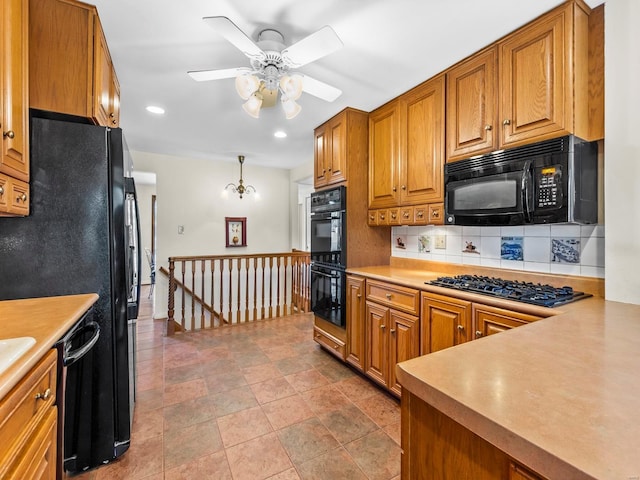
top-left (310, 186), bottom-right (346, 328)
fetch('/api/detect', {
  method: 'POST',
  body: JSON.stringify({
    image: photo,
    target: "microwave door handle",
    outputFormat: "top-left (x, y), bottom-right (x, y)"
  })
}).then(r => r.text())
top-left (522, 160), bottom-right (534, 222)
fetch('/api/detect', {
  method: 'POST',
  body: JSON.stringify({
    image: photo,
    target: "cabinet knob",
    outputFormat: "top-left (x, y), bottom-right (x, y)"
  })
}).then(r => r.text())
top-left (417, 211), bottom-right (424, 218)
top-left (0, 186), bottom-right (4, 195)
top-left (502, 119), bottom-right (511, 126)
top-left (432, 210), bottom-right (440, 218)
top-left (35, 388), bottom-right (51, 401)
top-left (390, 329), bottom-right (396, 334)
top-left (17, 193), bottom-right (27, 203)
top-left (380, 214), bottom-right (385, 220)
top-left (401, 185), bottom-right (406, 190)
top-left (392, 186), bottom-right (397, 192)
top-left (110, 112), bottom-right (115, 118)
top-left (356, 293), bottom-right (362, 298)
top-left (333, 344), bottom-right (339, 349)
top-left (112, 120), bottom-right (117, 125)
top-left (475, 330), bottom-right (483, 337)
top-left (3, 130), bottom-right (15, 139)
top-left (385, 293), bottom-right (392, 300)
top-left (380, 324), bottom-right (386, 330)
top-left (403, 212), bottom-right (410, 218)
top-left (484, 125), bottom-right (492, 131)
top-left (328, 167), bottom-right (332, 171)
top-left (391, 213), bottom-right (397, 219)
top-left (457, 324), bottom-right (464, 331)
top-left (369, 215), bottom-right (375, 221)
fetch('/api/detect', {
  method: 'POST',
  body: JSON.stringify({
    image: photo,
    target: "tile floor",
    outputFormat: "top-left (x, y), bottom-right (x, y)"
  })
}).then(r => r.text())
top-left (71, 287), bottom-right (401, 480)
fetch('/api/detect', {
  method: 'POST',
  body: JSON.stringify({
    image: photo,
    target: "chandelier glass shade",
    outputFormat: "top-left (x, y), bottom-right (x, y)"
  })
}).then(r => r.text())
top-left (234, 72), bottom-right (303, 119)
top-left (225, 155), bottom-right (256, 199)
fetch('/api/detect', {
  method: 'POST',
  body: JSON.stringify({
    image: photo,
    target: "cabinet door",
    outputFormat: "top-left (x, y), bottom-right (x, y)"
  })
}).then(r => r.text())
top-left (346, 275), bottom-right (365, 371)
top-left (368, 100), bottom-right (400, 208)
top-left (327, 116), bottom-right (346, 184)
top-left (446, 47), bottom-right (497, 161)
top-left (93, 17), bottom-right (114, 127)
top-left (364, 301), bottom-right (389, 387)
top-left (389, 310), bottom-right (419, 396)
top-left (473, 304), bottom-right (541, 339)
top-left (401, 75), bottom-right (445, 205)
top-left (313, 124), bottom-right (328, 188)
top-left (499, 6), bottom-right (571, 147)
top-left (421, 293), bottom-right (471, 355)
top-left (1, 0), bottom-right (29, 181)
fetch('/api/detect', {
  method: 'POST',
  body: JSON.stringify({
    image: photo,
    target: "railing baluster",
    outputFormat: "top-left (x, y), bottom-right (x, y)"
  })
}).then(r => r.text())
top-left (164, 251), bottom-right (310, 335)
top-left (180, 261), bottom-right (186, 332)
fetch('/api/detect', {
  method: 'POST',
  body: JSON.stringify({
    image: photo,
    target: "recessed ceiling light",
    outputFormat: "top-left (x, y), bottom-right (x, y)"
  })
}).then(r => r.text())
top-left (146, 105), bottom-right (165, 115)
top-left (274, 130), bottom-right (287, 138)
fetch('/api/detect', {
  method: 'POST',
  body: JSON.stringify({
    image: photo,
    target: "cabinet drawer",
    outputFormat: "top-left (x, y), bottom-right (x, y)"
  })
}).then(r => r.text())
top-left (366, 279), bottom-right (420, 316)
top-left (0, 174), bottom-right (29, 217)
top-left (313, 326), bottom-right (346, 359)
top-left (377, 210), bottom-right (389, 225)
top-left (0, 349), bottom-right (57, 465)
top-left (413, 205), bottom-right (428, 225)
top-left (388, 208), bottom-right (401, 225)
top-left (367, 210), bottom-right (378, 226)
top-left (428, 203), bottom-right (444, 224)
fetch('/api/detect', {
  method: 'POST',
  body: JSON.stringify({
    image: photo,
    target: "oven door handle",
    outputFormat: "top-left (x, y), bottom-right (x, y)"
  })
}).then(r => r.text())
top-left (312, 270), bottom-right (342, 279)
top-left (63, 321), bottom-right (101, 367)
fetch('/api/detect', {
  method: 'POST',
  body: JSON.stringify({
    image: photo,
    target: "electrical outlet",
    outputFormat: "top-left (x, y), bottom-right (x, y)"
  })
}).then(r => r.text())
top-left (434, 235), bottom-right (446, 249)
top-left (178, 225), bottom-right (184, 235)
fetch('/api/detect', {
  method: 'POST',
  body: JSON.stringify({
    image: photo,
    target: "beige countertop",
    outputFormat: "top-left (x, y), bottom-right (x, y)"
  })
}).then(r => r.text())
top-left (349, 264), bottom-right (639, 479)
top-left (0, 293), bottom-right (99, 400)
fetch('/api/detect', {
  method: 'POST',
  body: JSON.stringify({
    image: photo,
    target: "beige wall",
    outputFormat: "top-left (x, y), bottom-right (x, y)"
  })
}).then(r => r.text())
top-left (131, 151), bottom-right (292, 318)
top-left (604, 0), bottom-right (640, 304)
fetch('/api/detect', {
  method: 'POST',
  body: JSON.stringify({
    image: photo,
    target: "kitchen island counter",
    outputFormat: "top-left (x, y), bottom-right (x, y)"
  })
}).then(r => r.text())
top-left (0, 293), bottom-right (99, 400)
top-left (396, 297), bottom-right (640, 479)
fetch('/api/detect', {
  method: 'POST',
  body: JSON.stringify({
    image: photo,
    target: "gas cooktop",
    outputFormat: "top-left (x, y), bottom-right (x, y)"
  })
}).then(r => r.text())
top-left (427, 275), bottom-right (592, 308)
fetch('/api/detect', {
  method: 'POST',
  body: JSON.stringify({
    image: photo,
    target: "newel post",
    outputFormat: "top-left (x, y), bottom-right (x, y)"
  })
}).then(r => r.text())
top-left (166, 258), bottom-right (175, 336)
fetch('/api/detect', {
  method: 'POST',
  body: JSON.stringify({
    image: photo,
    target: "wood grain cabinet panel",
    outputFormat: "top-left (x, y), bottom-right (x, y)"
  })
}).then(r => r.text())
top-left (473, 304), bottom-right (541, 339)
top-left (0, 349), bottom-right (58, 480)
top-left (313, 107), bottom-right (366, 189)
top-left (446, 47), bottom-right (497, 161)
top-left (368, 100), bottom-right (401, 208)
top-left (29, 0), bottom-right (120, 127)
top-left (0, 0), bottom-right (29, 216)
top-left (421, 292), bottom-right (472, 355)
top-left (364, 300), bottom-right (388, 387)
top-left (388, 310), bottom-right (419, 397)
top-left (346, 275), bottom-right (365, 372)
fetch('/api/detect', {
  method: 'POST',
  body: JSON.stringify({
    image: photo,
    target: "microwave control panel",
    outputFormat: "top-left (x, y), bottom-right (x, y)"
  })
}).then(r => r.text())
top-left (536, 165), bottom-right (563, 208)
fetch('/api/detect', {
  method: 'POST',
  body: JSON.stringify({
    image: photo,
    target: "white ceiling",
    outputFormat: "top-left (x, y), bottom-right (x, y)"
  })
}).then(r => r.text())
top-left (90, 0), bottom-right (603, 170)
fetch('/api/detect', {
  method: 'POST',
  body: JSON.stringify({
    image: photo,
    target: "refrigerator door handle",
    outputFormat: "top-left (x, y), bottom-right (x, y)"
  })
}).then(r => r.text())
top-left (125, 177), bottom-right (142, 320)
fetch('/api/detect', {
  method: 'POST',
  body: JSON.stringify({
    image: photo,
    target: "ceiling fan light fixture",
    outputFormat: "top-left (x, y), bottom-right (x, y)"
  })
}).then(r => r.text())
top-left (235, 74), bottom-right (261, 100)
top-left (243, 92), bottom-right (263, 118)
top-left (281, 96), bottom-right (301, 120)
top-left (280, 74), bottom-right (303, 101)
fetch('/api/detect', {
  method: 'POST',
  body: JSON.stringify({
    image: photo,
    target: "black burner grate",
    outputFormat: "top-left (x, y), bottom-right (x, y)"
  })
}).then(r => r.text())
top-left (427, 275), bottom-right (591, 307)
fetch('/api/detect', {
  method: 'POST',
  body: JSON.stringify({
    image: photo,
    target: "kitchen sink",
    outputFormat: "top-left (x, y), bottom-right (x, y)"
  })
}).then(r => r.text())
top-left (0, 337), bottom-right (36, 375)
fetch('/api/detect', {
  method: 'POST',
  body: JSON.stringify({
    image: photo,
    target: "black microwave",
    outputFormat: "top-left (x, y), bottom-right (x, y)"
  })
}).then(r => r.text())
top-left (444, 135), bottom-right (599, 226)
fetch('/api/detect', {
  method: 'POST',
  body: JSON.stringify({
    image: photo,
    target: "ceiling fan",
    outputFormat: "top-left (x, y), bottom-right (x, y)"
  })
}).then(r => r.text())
top-left (188, 16), bottom-right (344, 119)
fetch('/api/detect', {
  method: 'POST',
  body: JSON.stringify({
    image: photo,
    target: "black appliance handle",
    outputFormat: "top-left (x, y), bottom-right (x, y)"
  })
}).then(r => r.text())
top-left (312, 269), bottom-right (342, 279)
top-left (521, 160), bottom-right (534, 223)
top-left (63, 321), bottom-right (101, 367)
top-left (125, 176), bottom-right (142, 320)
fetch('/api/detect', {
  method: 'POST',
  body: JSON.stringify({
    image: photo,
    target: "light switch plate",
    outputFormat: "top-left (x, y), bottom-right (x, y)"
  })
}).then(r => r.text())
top-left (178, 225), bottom-right (184, 235)
top-left (434, 235), bottom-right (446, 249)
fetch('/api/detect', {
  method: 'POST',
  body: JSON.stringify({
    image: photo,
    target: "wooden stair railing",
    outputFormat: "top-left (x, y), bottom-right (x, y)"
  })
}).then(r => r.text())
top-left (163, 251), bottom-right (310, 335)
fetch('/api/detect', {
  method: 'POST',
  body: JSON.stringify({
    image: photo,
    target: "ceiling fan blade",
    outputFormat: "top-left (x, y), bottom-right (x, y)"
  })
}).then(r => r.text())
top-left (281, 26), bottom-right (343, 68)
top-left (300, 75), bottom-right (342, 102)
top-left (203, 16), bottom-right (265, 61)
top-left (188, 67), bottom-right (251, 82)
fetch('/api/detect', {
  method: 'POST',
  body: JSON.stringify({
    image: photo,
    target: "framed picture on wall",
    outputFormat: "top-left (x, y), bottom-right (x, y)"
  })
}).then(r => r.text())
top-left (225, 217), bottom-right (247, 247)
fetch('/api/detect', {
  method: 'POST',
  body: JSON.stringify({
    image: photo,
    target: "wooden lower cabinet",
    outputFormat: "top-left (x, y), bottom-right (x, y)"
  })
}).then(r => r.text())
top-left (474, 304), bottom-right (542, 338)
top-left (421, 292), bottom-right (472, 355)
top-left (365, 301), bottom-right (419, 396)
top-left (0, 349), bottom-right (58, 480)
top-left (346, 275), bottom-right (365, 371)
top-left (401, 391), bottom-right (545, 480)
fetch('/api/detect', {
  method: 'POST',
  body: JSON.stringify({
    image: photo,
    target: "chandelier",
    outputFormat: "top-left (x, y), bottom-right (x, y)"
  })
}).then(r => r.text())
top-left (225, 155), bottom-right (256, 199)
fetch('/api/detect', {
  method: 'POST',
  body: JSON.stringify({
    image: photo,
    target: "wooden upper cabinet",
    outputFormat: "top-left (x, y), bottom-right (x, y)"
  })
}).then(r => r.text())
top-left (313, 108), bottom-right (367, 189)
top-left (368, 99), bottom-right (400, 208)
top-left (369, 75), bottom-right (445, 210)
top-left (0, 0), bottom-right (30, 217)
top-left (446, 1), bottom-right (600, 162)
top-left (401, 75), bottom-right (445, 205)
top-left (499, 4), bottom-right (572, 147)
top-left (446, 47), bottom-right (497, 161)
top-left (29, 0), bottom-right (120, 127)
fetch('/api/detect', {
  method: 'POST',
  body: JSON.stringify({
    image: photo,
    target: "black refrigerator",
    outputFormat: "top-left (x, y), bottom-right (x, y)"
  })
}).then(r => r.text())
top-left (0, 115), bottom-right (141, 474)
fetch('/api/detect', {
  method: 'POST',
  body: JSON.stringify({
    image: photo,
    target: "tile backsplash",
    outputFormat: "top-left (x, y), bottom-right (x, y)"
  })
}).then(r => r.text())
top-left (391, 224), bottom-right (605, 278)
